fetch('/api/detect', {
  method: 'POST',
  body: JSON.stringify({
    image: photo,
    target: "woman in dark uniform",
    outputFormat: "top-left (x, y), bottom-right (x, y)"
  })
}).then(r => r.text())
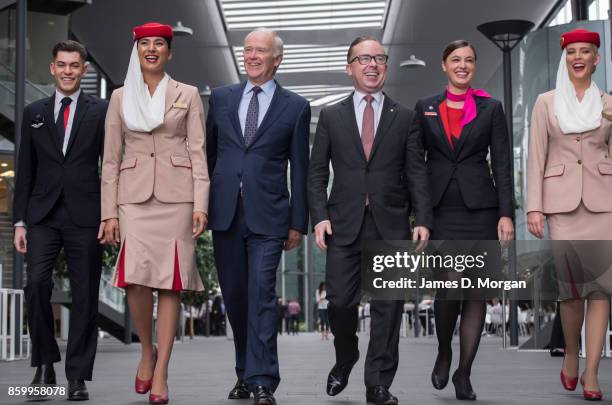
top-left (414, 40), bottom-right (514, 400)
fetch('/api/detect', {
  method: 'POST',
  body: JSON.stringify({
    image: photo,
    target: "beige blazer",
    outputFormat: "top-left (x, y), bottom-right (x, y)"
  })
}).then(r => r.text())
top-left (101, 78), bottom-right (210, 220)
top-left (527, 90), bottom-right (612, 214)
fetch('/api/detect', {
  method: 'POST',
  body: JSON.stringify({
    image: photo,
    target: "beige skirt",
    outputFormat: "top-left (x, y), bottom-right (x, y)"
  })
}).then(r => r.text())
top-left (112, 196), bottom-right (204, 291)
top-left (548, 203), bottom-right (612, 300)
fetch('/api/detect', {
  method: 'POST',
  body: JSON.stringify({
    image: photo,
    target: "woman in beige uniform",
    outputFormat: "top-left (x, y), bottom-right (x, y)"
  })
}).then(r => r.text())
top-left (101, 22), bottom-right (209, 404)
top-left (527, 29), bottom-right (612, 401)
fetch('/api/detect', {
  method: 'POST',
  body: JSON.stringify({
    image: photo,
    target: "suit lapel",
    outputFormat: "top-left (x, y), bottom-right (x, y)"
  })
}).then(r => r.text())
top-left (227, 83), bottom-right (246, 146)
top-left (164, 78), bottom-right (182, 115)
top-left (64, 92), bottom-right (90, 158)
top-left (338, 93), bottom-right (367, 162)
top-left (247, 82), bottom-right (290, 149)
top-left (431, 92), bottom-right (454, 159)
top-left (43, 94), bottom-right (63, 155)
top-left (453, 96), bottom-right (486, 157)
top-left (369, 94), bottom-right (398, 162)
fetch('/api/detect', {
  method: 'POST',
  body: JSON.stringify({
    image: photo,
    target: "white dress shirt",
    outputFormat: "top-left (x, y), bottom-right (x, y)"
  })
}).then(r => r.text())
top-left (54, 88), bottom-right (81, 155)
top-left (352, 89), bottom-right (384, 136)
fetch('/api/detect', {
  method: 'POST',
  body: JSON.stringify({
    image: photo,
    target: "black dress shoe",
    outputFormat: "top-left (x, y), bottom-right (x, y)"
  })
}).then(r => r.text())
top-left (68, 380), bottom-right (89, 401)
top-left (452, 371), bottom-right (477, 401)
top-left (228, 379), bottom-right (250, 399)
top-left (326, 352), bottom-right (359, 396)
top-left (366, 385), bottom-right (398, 405)
top-left (30, 364), bottom-right (57, 385)
top-left (431, 352), bottom-right (451, 390)
top-left (27, 364), bottom-right (56, 399)
top-left (253, 385), bottom-right (276, 405)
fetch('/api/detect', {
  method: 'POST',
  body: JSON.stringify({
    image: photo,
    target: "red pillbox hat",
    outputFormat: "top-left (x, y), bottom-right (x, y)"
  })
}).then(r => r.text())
top-left (133, 22), bottom-right (173, 41)
top-left (560, 29), bottom-right (600, 49)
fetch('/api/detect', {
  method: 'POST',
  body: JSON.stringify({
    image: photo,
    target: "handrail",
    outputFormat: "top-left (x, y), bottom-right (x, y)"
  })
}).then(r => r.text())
top-left (0, 61), bottom-right (50, 98)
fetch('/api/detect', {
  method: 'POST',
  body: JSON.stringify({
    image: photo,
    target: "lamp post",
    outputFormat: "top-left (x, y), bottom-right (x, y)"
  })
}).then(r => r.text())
top-left (477, 19), bottom-right (533, 348)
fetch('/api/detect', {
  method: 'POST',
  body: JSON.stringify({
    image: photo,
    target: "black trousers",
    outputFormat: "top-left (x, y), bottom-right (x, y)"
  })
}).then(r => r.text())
top-left (325, 209), bottom-right (404, 388)
top-left (24, 197), bottom-right (101, 380)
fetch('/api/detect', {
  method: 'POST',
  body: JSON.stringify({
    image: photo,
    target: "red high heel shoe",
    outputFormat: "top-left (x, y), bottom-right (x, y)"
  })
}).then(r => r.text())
top-left (149, 390), bottom-right (169, 404)
top-left (135, 346), bottom-right (157, 394)
top-left (560, 370), bottom-right (579, 391)
top-left (560, 355), bottom-right (578, 391)
top-left (580, 375), bottom-right (603, 401)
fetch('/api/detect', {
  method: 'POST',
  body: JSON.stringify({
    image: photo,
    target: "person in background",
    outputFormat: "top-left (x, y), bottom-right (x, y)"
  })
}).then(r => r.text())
top-left (287, 299), bottom-right (302, 335)
top-left (316, 282), bottom-right (330, 340)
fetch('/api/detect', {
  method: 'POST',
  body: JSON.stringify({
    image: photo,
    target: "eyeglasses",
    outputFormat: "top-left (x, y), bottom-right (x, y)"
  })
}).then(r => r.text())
top-left (349, 54), bottom-right (388, 65)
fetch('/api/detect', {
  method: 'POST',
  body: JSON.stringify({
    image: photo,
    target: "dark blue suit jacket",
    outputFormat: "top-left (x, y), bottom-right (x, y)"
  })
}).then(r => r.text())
top-left (206, 81), bottom-right (310, 238)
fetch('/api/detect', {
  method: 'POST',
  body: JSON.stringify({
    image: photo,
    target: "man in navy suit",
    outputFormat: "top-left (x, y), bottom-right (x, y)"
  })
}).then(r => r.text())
top-left (206, 28), bottom-right (310, 405)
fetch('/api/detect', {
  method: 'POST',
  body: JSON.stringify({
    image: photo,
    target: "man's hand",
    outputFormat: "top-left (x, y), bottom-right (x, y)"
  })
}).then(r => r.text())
top-left (314, 220), bottom-right (333, 250)
top-left (192, 211), bottom-right (207, 239)
top-left (284, 229), bottom-right (302, 251)
top-left (412, 226), bottom-right (430, 252)
top-left (103, 218), bottom-right (121, 247)
top-left (14, 226), bottom-right (27, 253)
top-left (498, 216), bottom-right (515, 246)
top-left (527, 211), bottom-right (545, 239)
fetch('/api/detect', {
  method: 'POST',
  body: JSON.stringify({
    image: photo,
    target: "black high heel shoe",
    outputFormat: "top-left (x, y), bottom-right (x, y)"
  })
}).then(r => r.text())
top-left (431, 352), bottom-right (451, 390)
top-left (452, 370), bottom-right (477, 401)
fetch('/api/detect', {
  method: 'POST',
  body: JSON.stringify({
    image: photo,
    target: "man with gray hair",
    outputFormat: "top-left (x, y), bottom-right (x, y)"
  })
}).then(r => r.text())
top-left (206, 28), bottom-right (310, 405)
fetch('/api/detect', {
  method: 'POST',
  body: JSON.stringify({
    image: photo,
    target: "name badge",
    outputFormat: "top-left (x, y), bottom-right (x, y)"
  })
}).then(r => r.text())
top-left (603, 112), bottom-right (612, 121)
top-left (172, 102), bottom-right (188, 109)
top-left (424, 111), bottom-right (438, 116)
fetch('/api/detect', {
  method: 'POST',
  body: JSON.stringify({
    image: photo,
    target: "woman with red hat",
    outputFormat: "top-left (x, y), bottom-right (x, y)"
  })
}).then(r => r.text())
top-left (101, 22), bottom-right (209, 404)
top-left (527, 29), bottom-right (612, 401)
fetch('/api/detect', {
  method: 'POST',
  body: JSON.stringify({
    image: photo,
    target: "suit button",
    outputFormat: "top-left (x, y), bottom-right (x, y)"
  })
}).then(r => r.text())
top-left (576, 137), bottom-right (580, 142)
top-left (150, 153), bottom-right (155, 157)
top-left (577, 160), bottom-right (582, 164)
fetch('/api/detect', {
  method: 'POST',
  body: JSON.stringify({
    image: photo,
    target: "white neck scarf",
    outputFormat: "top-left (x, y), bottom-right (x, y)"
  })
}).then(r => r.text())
top-left (554, 49), bottom-right (602, 134)
top-left (122, 43), bottom-right (169, 132)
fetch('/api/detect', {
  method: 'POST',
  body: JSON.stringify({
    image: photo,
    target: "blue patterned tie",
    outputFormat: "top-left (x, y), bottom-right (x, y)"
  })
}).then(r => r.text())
top-left (244, 86), bottom-right (262, 146)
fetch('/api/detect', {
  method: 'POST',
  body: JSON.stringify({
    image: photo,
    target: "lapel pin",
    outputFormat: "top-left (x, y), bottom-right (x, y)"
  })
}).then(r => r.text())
top-left (390, 108), bottom-right (395, 112)
top-left (31, 114), bottom-right (45, 129)
top-left (429, 106), bottom-right (433, 110)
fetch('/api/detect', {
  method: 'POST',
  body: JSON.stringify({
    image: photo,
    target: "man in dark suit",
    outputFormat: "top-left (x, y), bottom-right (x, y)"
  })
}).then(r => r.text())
top-left (308, 36), bottom-right (432, 405)
top-left (13, 40), bottom-right (107, 401)
top-left (206, 28), bottom-right (310, 405)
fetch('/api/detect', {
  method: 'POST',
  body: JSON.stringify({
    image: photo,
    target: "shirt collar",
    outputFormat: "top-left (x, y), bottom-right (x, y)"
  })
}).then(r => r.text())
top-left (55, 88), bottom-right (81, 105)
top-left (353, 89), bottom-right (383, 105)
top-left (244, 79), bottom-right (276, 97)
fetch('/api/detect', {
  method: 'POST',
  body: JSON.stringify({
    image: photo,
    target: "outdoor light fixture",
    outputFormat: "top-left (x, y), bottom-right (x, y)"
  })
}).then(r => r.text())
top-left (399, 55), bottom-right (426, 69)
top-left (172, 21), bottom-right (193, 36)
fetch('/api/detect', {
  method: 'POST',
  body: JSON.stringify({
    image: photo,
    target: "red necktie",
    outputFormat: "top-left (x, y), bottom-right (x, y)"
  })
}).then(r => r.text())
top-left (362, 95), bottom-right (374, 160)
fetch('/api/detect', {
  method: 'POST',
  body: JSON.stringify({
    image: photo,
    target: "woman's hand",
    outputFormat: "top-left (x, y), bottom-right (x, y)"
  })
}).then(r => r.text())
top-left (103, 218), bottom-right (121, 247)
top-left (192, 211), bottom-right (207, 239)
top-left (527, 211), bottom-right (545, 239)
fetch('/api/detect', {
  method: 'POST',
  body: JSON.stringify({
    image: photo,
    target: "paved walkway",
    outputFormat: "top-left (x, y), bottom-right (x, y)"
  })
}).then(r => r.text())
top-left (0, 332), bottom-right (610, 404)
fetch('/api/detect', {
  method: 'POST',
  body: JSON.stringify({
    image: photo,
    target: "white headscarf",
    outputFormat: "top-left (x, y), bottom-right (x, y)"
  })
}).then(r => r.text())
top-left (122, 43), bottom-right (169, 132)
top-left (553, 49), bottom-right (602, 134)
